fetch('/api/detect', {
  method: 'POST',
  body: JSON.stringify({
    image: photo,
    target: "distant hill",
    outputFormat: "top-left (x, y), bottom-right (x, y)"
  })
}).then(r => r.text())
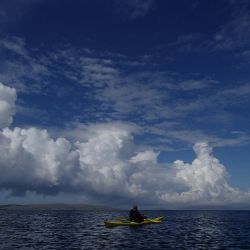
top-left (0, 203), bottom-right (114, 211)
top-left (177, 204), bottom-right (250, 211)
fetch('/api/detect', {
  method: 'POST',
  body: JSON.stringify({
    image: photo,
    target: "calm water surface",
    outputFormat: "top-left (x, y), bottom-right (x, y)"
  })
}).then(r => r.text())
top-left (0, 210), bottom-right (250, 249)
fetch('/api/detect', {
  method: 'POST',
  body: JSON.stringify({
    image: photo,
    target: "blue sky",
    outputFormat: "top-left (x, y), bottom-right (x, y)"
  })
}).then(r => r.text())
top-left (0, 0), bottom-right (250, 208)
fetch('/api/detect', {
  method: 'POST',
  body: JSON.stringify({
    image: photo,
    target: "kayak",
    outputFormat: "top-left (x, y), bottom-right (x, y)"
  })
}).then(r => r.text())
top-left (104, 216), bottom-right (164, 227)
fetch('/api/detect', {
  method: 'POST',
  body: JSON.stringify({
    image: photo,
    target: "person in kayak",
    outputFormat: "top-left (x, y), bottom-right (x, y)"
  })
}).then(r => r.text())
top-left (129, 205), bottom-right (145, 222)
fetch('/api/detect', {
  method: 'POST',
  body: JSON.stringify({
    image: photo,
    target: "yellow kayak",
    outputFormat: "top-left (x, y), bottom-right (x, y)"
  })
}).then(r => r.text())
top-left (104, 216), bottom-right (164, 227)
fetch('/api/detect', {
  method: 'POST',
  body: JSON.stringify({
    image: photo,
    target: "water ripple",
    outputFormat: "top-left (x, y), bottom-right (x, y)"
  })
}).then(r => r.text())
top-left (0, 210), bottom-right (250, 249)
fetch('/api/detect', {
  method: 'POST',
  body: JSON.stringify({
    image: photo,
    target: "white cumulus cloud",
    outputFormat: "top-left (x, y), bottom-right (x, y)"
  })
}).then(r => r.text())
top-left (0, 82), bottom-right (249, 207)
top-left (0, 82), bottom-right (16, 128)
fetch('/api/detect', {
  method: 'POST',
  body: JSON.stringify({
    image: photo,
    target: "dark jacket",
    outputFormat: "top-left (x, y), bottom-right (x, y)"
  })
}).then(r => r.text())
top-left (129, 208), bottom-right (144, 222)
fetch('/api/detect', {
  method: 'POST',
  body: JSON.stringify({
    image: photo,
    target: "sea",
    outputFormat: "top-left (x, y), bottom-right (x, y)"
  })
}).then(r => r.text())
top-left (0, 210), bottom-right (250, 249)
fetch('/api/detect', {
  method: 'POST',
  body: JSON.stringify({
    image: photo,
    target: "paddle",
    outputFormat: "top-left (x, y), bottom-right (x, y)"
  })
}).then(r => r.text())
top-left (116, 216), bottom-right (128, 221)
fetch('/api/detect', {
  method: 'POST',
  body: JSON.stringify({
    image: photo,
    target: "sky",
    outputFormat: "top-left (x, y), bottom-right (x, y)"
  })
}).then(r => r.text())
top-left (0, 0), bottom-right (250, 209)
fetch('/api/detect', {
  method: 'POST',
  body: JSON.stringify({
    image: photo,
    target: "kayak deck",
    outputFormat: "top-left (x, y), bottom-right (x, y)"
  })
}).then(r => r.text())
top-left (104, 216), bottom-right (164, 227)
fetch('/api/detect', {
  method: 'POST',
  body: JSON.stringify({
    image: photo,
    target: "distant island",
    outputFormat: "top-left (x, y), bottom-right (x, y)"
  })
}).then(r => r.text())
top-left (1, 203), bottom-right (249, 211)
top-left (0, 203), bottom-right (115, 211)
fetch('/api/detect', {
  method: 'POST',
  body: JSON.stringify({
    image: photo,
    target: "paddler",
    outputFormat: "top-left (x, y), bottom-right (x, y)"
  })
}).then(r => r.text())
top-left (129, 205), bottom-right (146, 222)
